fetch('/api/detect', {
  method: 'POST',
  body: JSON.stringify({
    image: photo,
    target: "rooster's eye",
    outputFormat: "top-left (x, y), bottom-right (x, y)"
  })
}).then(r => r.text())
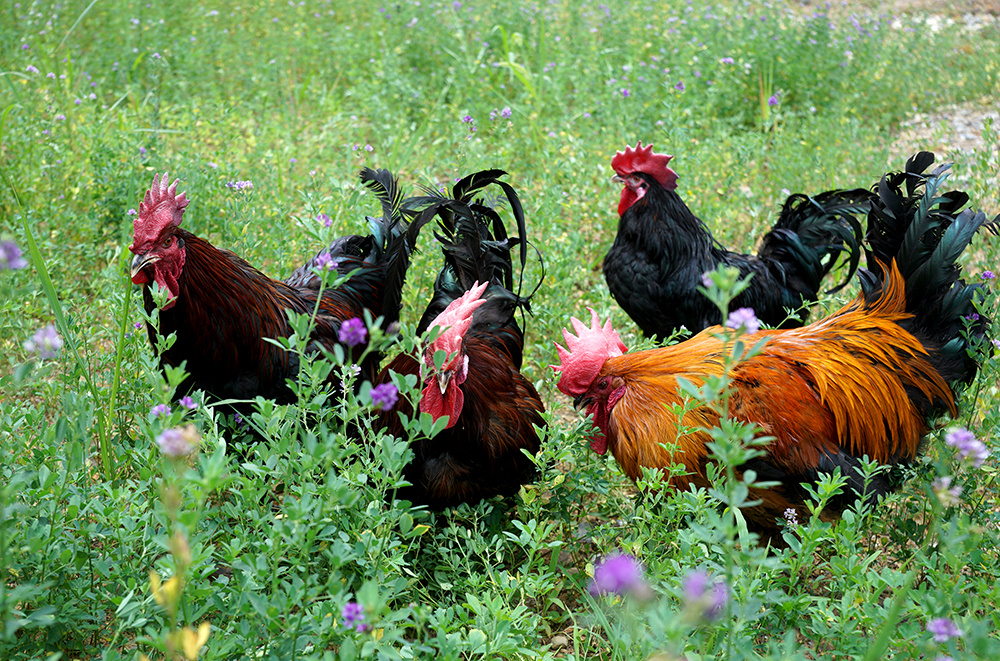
top-left (597, 379), bottom-right (608, 390)
top-left (163, 237), bottom-right (173, 248)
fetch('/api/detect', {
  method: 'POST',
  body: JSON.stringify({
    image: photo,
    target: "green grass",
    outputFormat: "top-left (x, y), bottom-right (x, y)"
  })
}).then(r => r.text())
top-left (2, 0), bottom-right (1000, 658)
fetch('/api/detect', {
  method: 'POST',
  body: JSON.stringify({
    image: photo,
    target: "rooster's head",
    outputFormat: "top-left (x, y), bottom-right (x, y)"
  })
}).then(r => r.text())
top-left (419, 281), bottom-right (489, 429)
top-left (551, 309), bottom-right (628, 454)
top-left (611, 142), bottom-right (678, 215)
top-left (129, 173), bottom-right (188, 310)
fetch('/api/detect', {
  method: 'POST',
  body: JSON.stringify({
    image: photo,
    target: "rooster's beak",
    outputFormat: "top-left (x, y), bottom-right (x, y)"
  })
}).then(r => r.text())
top-left (611, 174), bottom-right (625, 185)
top-left (130, 252), bottom-right (159, 278)
top-left (436, 371), bottom-right (452, 395)
top-left (572, 395), bottom-right (592, 410)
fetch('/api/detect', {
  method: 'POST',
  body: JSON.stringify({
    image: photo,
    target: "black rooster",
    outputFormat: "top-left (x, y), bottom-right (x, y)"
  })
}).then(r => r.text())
top-left (603, 143), bottom-right (872, 338)
top-left (374, 170), bottom-right (544, 508)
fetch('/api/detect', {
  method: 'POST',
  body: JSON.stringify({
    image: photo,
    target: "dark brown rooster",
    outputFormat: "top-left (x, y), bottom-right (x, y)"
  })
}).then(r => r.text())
top-left (557, 153), bottom-right (995, 536)
top-left (375, 170), bottom-right (544, 508)
top-left (129, 169), bottom-right (418, 406)
top-left (604, 143), bottom-right (872, 338)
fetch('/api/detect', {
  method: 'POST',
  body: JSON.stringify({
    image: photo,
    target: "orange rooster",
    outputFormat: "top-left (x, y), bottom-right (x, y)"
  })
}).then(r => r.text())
top-left (554, 153), bottom-right (995, 534)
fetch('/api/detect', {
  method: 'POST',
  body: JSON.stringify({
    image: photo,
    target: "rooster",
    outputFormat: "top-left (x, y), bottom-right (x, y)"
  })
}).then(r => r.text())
top-left (375, 170), bottom-right (544, 508)
top-left (556, 152), bottom-right (995, 535)
top-left (129, 169), bottom-right (418, 406)
top-left (604, 143), bottom-right (872, 338)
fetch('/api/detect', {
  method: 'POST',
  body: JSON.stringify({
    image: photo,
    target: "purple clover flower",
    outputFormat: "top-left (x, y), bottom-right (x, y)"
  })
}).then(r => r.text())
top-left (927, 617), bottom-right (962, 643)
top-left (339, 318), bottom-right (367, 347)
top-left (674, 81), bottom-right (685, 91)
top-left (767, 94), bottom-right (779, 107)
top-left (720, 57), bottom-right (734, 64)
top-left (945, 427), bottom-right (989, 468)
top-left (23, 324), bottom-right (63, 359)
top-left (682, 569), bottom-right (729, 621)
top-left (1, 240), bottom-right (28, 270)
top-left (461, 114), bottom-right (474, 124)
top-left (980, 270), bottom-right (994, 280)
top-left (317, 212), bottom-right (332, 227)
top-left (783, 508), bottom-right (800, 527)
top-left (179, 396), bottom-right (197, 410)
top-left (370, 383), bottom-right (399, 411)
top-left (931, 476), bottom-right (963, 507)
top-left (341, 601), bottom-right (368, 632)
top-left (726, 307), bottom-right (760, 334)
top-left (621, 88), bottom-right (630, 98)
top-left (500, 106), bottom-right (512, 119)
top-left (225, 180), bottom-right (254, 191)
top-left (151, 404), bottom-right (171, 418)
top-left (156, 426), bottom-right (197, 458)
top-left (314, 252), bottom-right (338, 272)
top-left (26, 65), bottom-right (39, 74)
top-left (588, 552), bottom-right (648, 598)
top-left (700, 272), bottom-right (714, 288)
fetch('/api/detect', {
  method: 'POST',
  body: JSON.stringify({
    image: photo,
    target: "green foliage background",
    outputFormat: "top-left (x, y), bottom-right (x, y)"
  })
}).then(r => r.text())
top-left (1, 0), bottom-right (999, 658)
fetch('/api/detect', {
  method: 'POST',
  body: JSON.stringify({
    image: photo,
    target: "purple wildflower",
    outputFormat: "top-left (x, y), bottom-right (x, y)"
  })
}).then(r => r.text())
top-left (127, 209), bottom-right (137, 216)
top-left (46, 72), bottom-right (56, 79)
top-left (179, 396), bottom-right (197, 411)
top-left (54, 114), bottom-right (66, 121)
top-left (134, 321), bottom-right (144, 330)
top-left (341, 601), bottom-right (368, 632)
top-left (783, 508), bottom-right (800, 527)
top-left (945, 427), bottom-right (989, 468)
top-left (500, 106), bottom-right (512, 119)
top-left (339, 318), bottom-right (367, 347)
top-left (621, 88), bottom-right (630, 98)
top-left (767, 94), bottom-right (779, 107)
top-left (370, 383), bottom-right (399, 411)
top-left (720, 57), bottom-right (734, 64)
top-left (234, 412), bottom-right (246, 428)
top-left (21, 44), bottom-right (29, 50)
top-left (26, 65), bottom-right (39, 74)
top-left (682, 569), bottom-right (729, 621)
top-left (589, 552), bottom-right (649, 598)
top-left (138, 146), bottom-right (147, 158)
top-left (674, 81), bottom-right (685, 91)
top-left (927, 617), bottom-right (962, 643)
top-left (314, 252), bottom-right (338, 272)
top-left (364, 144), bottom-right (373, 152)
top-left (226, 180), bottom-right (254, 191)
top-left (289, 157), bottom-right (297, 164)
top-left (1, 240), bottom-right (28, 270)
top-left (151, 404), bottom-right (171, 418)
top-left (23, 324), bottom-right (63, 359)
top-left (152, 52), bottom-right (161, 59)
top-left (156, 425), bottom-right (198, 458)
top-left (317, 212), bottom-right (332, 227)
top-left (453, 1), bottom-right (462, 9)
top-left (965, 312), bottom-right (980, 322)
top-left (981, 270), bottom-right (995, 280)
top-left (726, 308), bottom-right (760, 334)
top-left (461, 114), bottom-right (474, 124)
top-left (931, 476), bottom-right (963, 507)
top-left (700, 272), bottom-right (714, 288)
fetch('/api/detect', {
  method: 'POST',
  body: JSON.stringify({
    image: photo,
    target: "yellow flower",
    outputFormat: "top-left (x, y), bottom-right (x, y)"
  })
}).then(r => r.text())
top-left (149, 570), bottom-right (183, 609)
top-left (181, 622), bottom-right (211, 660)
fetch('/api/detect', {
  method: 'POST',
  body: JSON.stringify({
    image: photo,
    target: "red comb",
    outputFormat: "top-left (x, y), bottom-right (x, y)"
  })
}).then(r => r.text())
top-left (551, 309), bottom-right (628, 396)
top-left (611, 142), bottom-right (678, 190)
top-left (131, 172), bottom-right (188, 252)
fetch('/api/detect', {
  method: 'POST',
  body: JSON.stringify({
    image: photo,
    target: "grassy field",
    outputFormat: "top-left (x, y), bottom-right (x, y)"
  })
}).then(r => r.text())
top-left (2, 0), bottom-right (1000, 658)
